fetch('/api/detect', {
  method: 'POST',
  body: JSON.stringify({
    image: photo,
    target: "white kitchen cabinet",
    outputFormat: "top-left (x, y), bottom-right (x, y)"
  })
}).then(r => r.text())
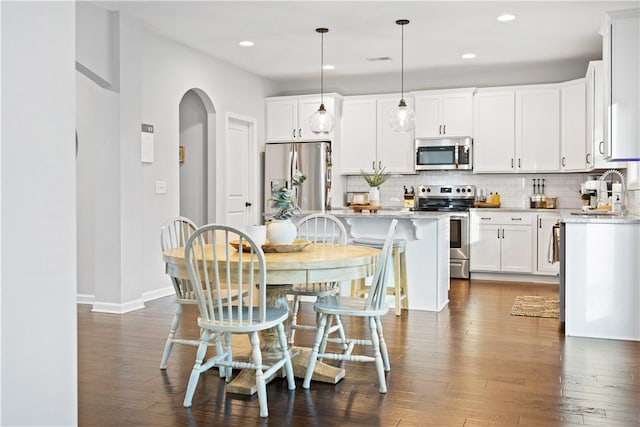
top-left (585, 61), bottom-right (626, 169)
top-left (340, 94), bottom-right (414, 175)
top-left (473, 90), bottom-right (516, 173)
top-left (266, 94), bottom-right (339, 142)
top-left (470, 211), bottom-right (533, 273)
top-left (535, 213), bottom-right (560, 275)
top-left (515, 87), bottom-right (560, 172)
top-left (601, 9), bottom-right (639, 161)
top-left (412, 89), bottom-right (474, 137)
top-left (560, 79), bottom-right (588, 171)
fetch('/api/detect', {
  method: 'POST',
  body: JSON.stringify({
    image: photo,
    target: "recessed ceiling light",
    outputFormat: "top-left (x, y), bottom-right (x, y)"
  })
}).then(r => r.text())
top-left (322, 64), bottom-right (335, 70)
top-left (238, 40), bottom-right (254, 47)
top-left (497, 14), bottom-right (516, 22)
top-left (462, 53), bottom-right (476, 59)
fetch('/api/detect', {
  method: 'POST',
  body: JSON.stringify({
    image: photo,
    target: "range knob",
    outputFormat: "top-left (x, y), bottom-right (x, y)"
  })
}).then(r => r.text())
top-left (456, 188), bottom-right (461, 193)
top-left (426, 188), bottom-right (431, 193)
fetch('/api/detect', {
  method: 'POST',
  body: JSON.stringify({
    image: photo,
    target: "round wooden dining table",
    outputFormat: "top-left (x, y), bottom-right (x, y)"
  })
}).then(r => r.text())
top-left (163, 242), bottom-right (380, 395)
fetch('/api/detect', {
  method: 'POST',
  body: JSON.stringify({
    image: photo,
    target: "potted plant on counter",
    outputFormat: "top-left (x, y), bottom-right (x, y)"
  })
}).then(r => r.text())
top-left (267, 170), bottom-right (306, 244)
top-left (360, 165), bottom-right (390, 206)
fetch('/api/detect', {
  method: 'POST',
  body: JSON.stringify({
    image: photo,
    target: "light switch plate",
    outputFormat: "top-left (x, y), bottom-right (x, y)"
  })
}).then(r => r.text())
top-left (155, 180), bottom-right (167, 194)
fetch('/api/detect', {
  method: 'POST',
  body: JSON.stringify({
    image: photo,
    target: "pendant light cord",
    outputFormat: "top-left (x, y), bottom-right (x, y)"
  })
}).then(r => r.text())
top-left (320, 30), bottom-right (324, 105)
top-left (401, 22), bottom-right (404, 99)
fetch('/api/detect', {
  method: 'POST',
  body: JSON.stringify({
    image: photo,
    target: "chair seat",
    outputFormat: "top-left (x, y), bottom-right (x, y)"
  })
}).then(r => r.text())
top-left (352, 237), bottom-right (406, 251)
top-left (314, 295), bottom-right (389, 317)
top-left (198, 306), bottom-right (289, 333)
top-left (289, 283), bottom-right (339, 297)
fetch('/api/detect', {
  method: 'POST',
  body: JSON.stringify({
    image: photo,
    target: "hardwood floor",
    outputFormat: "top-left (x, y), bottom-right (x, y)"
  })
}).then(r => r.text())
top-left (78, 280), bottom-right (640, 426)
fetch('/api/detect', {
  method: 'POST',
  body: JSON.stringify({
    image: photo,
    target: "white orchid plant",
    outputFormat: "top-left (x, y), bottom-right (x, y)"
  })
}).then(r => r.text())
top-left (270, 170), bottom-right (307, 220)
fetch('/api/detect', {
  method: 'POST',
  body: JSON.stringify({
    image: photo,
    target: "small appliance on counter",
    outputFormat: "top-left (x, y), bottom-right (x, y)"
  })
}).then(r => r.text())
top-left (579, 169), bottom-right (625, 214)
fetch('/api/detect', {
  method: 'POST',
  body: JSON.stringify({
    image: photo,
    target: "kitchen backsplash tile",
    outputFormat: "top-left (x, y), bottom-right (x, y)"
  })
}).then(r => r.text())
top-left (346, 172), bottom-right (600, 210)
top-left (627, 189), bottom-right (640, 214)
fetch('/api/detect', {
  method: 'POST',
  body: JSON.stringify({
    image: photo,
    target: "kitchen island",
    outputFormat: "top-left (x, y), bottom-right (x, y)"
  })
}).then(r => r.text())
top-left (561, 211), bottom-right (640, 341)
top-left (296, 209), bottom-right (450, 312)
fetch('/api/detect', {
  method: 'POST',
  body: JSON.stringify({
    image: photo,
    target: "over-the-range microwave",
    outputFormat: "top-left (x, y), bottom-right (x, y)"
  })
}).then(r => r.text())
top-left (415, 136), bottom-right (473, 171)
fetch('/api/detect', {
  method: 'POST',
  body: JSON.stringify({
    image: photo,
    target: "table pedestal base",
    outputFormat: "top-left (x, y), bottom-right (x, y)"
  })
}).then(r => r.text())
top-left (225, 346), bottom-right (345, 395)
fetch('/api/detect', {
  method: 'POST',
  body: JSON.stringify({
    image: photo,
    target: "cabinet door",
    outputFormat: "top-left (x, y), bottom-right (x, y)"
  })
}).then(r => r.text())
top-left (536, 215), bottom-right (560, 275)
top-left (516, 89), bottom-right (560, 172)
top-left (560, 80), bottom-right (587, 171)
top-left (377, 96), bottom-right (415, 174)
top-left (341, 98), bottom-right (377, 174)
top-left (501, 225), bottom-right (533, 273)
top-left (298, 97), bottom-right (335, 141)
top-left (266, 99), bottom-right (298, 141)
top-left (414, 96), bottom-right (442, 137)
top-left (473, 91), bottom-right (516, 172)
top-left (442, 93), bottom-right (473, 137)
top-left (470, 224), bottom-right (501, 272)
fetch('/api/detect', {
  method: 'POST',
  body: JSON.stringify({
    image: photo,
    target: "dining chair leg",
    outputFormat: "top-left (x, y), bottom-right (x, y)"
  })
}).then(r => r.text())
top-left (318, 314), bottom-right (334, 357)
top-left (183, 330), bottom-right (211, 407)
top-left (160, 303), bottom-right (183, 369)
top-left (369, 316), bottom-right (387, 393)
top-left (250, 331), bottom-right (268, 418)
top-left (332, 315), bottom-right (349, 350)
top-left (289, 295), bottom-right (301, 344)
top-left (375, 316), bottom-right (390, 372)
top-left (223, 332), bottom-right (233, 381)
top-left (276, 322), bottom-right (296, 391)
top-left (303, 313), bottom-right (327, 389)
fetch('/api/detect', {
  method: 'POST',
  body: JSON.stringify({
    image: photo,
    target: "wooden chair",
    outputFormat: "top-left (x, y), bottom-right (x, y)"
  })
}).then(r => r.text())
top-left (159, 217), bottom-right (242, 370)
top-left (303, 219), bottom-right (398, 394)
top-left (288, 213), bottom-right (348, 346)
top-left (351, 236), bottom-right (408, 316)
top-left (182, 224), bottom-right (295, 418)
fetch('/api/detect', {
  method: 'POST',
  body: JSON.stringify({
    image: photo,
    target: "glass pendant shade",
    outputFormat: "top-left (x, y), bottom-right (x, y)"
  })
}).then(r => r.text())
top-left (310, 103), bottom-right (334, 133)
top-left (310, 27), bottom-right (334, 134)
top-left (389, 99), bottom-right (415, 133)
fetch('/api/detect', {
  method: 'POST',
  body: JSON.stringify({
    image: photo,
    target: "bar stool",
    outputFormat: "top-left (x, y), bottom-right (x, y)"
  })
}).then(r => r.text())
top-left (351, 237), bottom-right (408, 316)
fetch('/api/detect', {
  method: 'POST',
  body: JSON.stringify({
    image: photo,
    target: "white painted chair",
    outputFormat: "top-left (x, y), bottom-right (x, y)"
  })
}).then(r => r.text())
top-left (288, 213), bottom-right (348, 346)
top-left (159, 217), bottom-right (242, 370)
top-left (182, 224), bottom-right (295, 418)
top-left (303, 219), bottom-right (398, 394)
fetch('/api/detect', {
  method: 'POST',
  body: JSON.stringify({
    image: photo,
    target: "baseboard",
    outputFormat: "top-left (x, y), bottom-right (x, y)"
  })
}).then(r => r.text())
top-left (76, 294), bottom-right (95, 305)
top-left (91, 299), bottom-right (146, 314)
top-left (142, 286), bottom-right (174, 302)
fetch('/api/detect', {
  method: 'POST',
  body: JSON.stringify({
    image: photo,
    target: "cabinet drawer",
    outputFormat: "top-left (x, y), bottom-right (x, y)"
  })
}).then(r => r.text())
top-left (470, 211), bottom-right (534, 225)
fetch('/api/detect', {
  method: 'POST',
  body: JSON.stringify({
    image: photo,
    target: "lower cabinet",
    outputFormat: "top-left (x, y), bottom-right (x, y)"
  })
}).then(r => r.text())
top-left (470, 211), bottom-right (533, 273)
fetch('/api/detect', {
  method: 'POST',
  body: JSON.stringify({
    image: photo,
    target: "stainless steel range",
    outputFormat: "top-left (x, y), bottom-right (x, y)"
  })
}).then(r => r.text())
top-left (412, 185), bottom-right (476, 279)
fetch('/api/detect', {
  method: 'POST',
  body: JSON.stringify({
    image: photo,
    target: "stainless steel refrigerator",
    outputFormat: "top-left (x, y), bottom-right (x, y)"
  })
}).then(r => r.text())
top-left (264, 141), bottom-right (332, 215)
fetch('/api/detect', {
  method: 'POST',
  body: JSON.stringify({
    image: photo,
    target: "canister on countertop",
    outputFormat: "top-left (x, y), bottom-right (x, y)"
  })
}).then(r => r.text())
top-left (403, 185), bottom-right (415, 208)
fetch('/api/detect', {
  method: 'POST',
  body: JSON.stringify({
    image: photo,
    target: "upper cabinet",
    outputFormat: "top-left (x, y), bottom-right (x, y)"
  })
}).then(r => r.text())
top-left (340, 94), bottom-right (415, 175)
top-left (412, 89), bottom-right (475, 138)
top-left (473, 90), bottom-right (516, 173)
top-left (266, 94), bottom-right (340, 142)
top-left (601, 9), bottom-right (639, 161)
top-left (560, 79), bottom-right (587, 171)
top-left (516, 87), bottom-right (560, 172)
top-left (585, 61), bottom-right (626, 169)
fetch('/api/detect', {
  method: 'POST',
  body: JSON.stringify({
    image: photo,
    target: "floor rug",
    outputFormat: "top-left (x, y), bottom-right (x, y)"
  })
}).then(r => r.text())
top-left (511, 296), bottom-right (560, 318)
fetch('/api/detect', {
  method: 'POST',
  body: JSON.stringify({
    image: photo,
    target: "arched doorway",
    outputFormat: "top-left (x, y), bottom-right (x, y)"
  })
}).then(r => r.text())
top-left (178, 89), bottom-right (216, 225)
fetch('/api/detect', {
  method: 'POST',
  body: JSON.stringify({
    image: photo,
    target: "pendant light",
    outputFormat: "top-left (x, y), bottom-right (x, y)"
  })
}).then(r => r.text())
top-left (310, 27), bottom-right (334, 134)
top-left (389, 19), bottom-right (415, 133)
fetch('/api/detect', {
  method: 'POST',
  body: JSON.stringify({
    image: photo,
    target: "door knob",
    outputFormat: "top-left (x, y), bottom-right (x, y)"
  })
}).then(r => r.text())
top-left (245, 202), bottom-right (252, 207)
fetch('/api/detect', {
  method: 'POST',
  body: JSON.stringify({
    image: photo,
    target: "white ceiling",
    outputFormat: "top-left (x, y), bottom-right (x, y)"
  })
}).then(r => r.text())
top-left (97, 1), bottom-right (638, 95)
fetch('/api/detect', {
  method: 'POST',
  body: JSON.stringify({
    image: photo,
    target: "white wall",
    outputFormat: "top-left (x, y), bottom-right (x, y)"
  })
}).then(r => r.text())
top-left (76, 3), bottom-right (278, 308)
top-left (1, 2), bottom-right (77, 425)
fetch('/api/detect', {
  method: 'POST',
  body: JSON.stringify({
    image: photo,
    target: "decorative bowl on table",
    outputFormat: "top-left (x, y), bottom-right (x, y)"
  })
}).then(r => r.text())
top-left (229, 239), bottom-right (311, 253)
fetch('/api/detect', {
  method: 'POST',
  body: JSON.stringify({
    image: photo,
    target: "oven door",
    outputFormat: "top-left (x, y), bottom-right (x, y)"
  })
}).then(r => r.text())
top-left (450, 213), bottom-right (470, 279)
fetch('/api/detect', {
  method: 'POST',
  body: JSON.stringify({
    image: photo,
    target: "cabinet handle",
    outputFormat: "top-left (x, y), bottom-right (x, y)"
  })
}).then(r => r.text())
top-left (439, 125), bottom-right (442, 135)
top-left (518, 158), bottom-right (521, 168)
top-left (481, 217), bottom-right (492, 220)
top-left (443, 125), bottom-right (446, 134)
top-left (502, 229), bottom-right (505, 239)
top-left (562, 157), bottom-right (566, 167)
top-left (586, 153), bottom-right (591, 164)
top-left (378, 161), bottom-right (382, 169)
top-left (539, 218), bottom-right (542, 229)
top-left (511, 158), bottom-right (514, 168)
top-left (599, 141), bottom-right (604, 154)
top-left (511, 217), bottom-right (522, 221)
top-left (298, 128), bottom-right (302, 138)
top-left (372, 161), bottom-right (375, 169)
top-left (292, 129), bottom-right (296, 139)
top-left (497, 228), bottom-right (500, 239)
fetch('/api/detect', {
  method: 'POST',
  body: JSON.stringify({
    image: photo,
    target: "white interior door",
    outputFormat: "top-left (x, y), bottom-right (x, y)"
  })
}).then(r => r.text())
top-left (225, 115), bottom-right (256, 230)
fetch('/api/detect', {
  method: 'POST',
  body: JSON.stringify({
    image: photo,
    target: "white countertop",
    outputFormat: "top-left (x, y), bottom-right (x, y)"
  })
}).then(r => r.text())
top-left (560, 210), bottom-right (640, 224)
top-left (302, 209), bottom-right (449, 220)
